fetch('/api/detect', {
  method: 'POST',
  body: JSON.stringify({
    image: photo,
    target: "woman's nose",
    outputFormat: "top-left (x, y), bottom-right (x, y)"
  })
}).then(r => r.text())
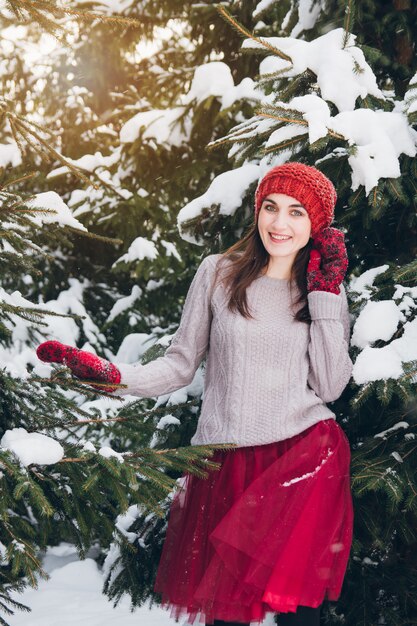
top-left (271, 211), bottom-right (289, 228)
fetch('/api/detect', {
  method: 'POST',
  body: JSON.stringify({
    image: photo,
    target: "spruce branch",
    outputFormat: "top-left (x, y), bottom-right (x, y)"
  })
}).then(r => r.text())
top-left (254, 106), bottom-right (346, 142)
top-left (32, 372), bottom-right (127, 398)
top-left (343, 0), bottom-right (356, 48)
top-left (13, 116), bottom-right (100, 190)
top-left (67, 398), bottom-right (200, 425)
top-left (3, 524), bottom-right (48, 582)
top-left (216, 5), bottom-right (292, 63)
top-left (0, 101), bottom-right (100, 190)
top-left (0, 171), bottom-right (37, 189)
top-left (256, 69), bottom-right (294, 84)
top-left (65, 225), bottom-right (123, 246)
top-left (393, 260), bottom-right (417, 283)
top-left (254, 110), bottom-right (307, 126)
top-left (262, 135), bottom-right (309, 155)
top-left (0, 302), bottom-right (80, 326)
top-left (5, 0), bottom-right (141, 37)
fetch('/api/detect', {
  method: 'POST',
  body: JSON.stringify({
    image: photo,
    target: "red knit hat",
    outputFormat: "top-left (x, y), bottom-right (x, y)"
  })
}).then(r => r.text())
top-left (254, 162), bottom-right (337, 237)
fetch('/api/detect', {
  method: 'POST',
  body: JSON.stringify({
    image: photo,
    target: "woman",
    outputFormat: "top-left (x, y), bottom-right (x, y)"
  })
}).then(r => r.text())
top-left (37, 162), bottom-right (354, 626)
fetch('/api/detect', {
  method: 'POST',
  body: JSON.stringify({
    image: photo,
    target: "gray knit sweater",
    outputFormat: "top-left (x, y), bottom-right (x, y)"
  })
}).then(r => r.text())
top-left (116, 254), bottom-right (353, 447)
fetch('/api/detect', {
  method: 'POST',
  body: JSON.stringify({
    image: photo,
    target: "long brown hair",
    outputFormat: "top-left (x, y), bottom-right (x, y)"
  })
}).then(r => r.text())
top-left (213, 217), bottom-right (313, 324)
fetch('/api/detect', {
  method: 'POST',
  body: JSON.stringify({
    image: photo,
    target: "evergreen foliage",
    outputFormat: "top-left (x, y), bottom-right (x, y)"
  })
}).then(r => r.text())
top-left (1, 1), bottom-right (417, 625)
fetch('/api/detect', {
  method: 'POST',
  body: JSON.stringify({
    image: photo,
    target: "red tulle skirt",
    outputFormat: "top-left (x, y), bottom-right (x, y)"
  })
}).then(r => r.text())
top-left (154, 418), bottom-right (353, 625)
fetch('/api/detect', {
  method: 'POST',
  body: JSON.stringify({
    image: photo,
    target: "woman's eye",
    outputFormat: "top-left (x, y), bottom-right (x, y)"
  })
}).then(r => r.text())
top-left (264, 205), bottom-right (303, 216)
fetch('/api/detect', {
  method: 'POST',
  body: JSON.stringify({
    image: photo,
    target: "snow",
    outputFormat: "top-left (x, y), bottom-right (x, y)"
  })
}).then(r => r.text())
top-left (181, 62), bottom-right (262, 109)
top-left (201, 29), bottom-right (417, 202)
top-left (99, 446), bottom-right (124, 463)
top-left (243, 29), bottom-right (384, 112)
top-left (329, 109), bottom-right (416, 194)
top-left (25, 192), bottom-right (88, 231)
top-left (113, 237), bottom-right (181, 267)
top-left (177, 163), bottom-right (260, 237)
top-left (0, 141), bottom-right (22, 167)
top-left (1, 428), bottom-right (64, 466)
top-left (115, 333), bottom-right (155, 363)
top-left (351, 300), bottom-right (403, 349)
top-left (119, 62), bottom-right (262, 149)
top-left (47, 148), bottom-right (133, 205)
top-left (253, 0), bottom-right (276, 17)
top-left (349, 265), bottom-right (389, 299)
top-left (290, 0), bottom-right (326, 37)
top-left (352, 345), bottom-right (403, 384)
top-left (265, 120), bottom-right (309, 150)
top-left (156, 415), bottom-right (181, 429)
top-left (374, 422), bottom-right (409, 439)
top-left (85, 0), bottom-right (134, 12)
top-left (391, 451), bottom-right (403, 463)
top-left (256, 0), bottom-right (325, 34)
top-left (107, 286), bottom-right (143, 323)
top-left (8, 554), bottom-right (176, 626)
top-left (119, 107), bottom-right (191, 148)
top-left (82, 441), bottom-right (96, 452)
top-left (37, 278), bottom-right (103, 347)
top-left (281, 3), bottom-right (294, 30)
top-left (115, 505), bottom-right (142, 535)
top-left (113, 236), bottom-right (159, 266)
top-left (234, 26), bottom-right (417, 191)
top-left (260, 95), bottom-right (417, 194)
top-left (281, 446), bottom-right (333, 486)
top-left (48, 149), bottom-right (122, 177)
top-left (160, 239), bottom-right (181, 261)
top-left (348, 267), bottom-right (417, 384)
top-left (404, 71), bottom-right (417, 114)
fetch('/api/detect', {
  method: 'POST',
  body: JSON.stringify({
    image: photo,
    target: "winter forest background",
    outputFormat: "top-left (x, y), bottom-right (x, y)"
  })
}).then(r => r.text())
top-left (0, 0), bottom-right (416, 624)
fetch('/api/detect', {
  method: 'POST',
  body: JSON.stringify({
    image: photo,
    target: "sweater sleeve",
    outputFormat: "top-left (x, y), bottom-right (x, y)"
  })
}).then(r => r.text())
top-left (114, 255), bottom-right (215, 398)
top-left (306, 282), bottom-right (353, 403)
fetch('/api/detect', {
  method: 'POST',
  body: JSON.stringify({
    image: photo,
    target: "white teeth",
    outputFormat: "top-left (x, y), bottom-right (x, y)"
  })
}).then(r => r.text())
top-left (270, 234), bottom-right (291, 241)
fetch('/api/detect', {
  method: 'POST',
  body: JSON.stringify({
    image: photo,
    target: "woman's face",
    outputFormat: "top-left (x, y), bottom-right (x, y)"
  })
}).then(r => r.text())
top-left (257, 192), bottom-right (312, 264)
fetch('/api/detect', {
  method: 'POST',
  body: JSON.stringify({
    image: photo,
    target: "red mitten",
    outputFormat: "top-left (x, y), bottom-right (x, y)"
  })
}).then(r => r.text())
top-left (306, 227), bottom-right (348, 295)
top-left (36, 340), bottom-right (121, 392)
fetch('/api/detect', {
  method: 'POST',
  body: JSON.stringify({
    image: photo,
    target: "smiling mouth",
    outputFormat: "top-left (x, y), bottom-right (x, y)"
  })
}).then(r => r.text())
top-left (269, 233), bottom-right (292, 243)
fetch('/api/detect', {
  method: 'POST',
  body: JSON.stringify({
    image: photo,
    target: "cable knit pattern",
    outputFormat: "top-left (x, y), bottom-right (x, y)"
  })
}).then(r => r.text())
top-left (116, 254), bottom-right (353, 447)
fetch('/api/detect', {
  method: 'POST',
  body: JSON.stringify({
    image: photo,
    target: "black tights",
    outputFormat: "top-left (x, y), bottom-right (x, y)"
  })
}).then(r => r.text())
top-left (211, 604), bottom-right (321, 626)
top-left (276, 604), bottom-right (321, 625)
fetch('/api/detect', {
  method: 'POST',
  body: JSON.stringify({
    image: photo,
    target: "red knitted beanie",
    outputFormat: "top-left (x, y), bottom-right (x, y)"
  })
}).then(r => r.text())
top-left (254, 162), bottom-right (337, 237)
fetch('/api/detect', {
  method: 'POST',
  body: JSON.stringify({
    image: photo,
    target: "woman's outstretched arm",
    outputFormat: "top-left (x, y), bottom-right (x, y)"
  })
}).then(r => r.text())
top-left (307, 283), bottom-right (353, 403)
top-left (37, 255), bottom-right (216, 398)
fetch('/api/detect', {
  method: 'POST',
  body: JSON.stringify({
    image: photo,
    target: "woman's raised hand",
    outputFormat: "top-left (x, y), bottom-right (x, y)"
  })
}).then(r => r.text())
top-left (306, 227), bottom-right (348, 295)
top-left (36, 340), bottom-right (121, 392)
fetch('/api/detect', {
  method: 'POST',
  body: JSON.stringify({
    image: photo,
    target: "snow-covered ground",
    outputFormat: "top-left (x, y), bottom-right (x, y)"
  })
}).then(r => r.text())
top-left (8, 543), bottom-right (177, 625)
top-left (8, 543), bottom-right (275, 625)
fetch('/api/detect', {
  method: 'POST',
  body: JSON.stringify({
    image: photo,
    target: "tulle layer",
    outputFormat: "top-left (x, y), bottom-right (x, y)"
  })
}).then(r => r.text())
top-left (154, 418), bottom-right (353, 625)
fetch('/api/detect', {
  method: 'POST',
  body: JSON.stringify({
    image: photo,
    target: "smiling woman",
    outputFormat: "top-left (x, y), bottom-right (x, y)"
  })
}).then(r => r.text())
top-left (36, 161), bottom-right (352, 626)
top-left (151, 162), bottom-right (352, 626)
